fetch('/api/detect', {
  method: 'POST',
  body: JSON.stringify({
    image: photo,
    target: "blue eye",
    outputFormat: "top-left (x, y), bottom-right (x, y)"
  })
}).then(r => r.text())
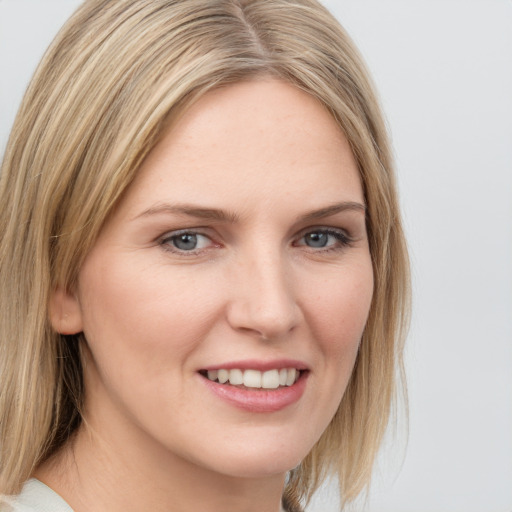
top-left (297, 229), bottom-right (351, 250)
top-left (304, 232), bottom-right (329, 248)
top-left (161, 232), bottom-right (212, 252)
top-left (173, 233), bottom-right (198, 251)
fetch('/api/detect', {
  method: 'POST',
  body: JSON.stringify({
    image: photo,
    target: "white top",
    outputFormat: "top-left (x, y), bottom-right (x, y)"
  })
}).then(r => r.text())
top-left (0, 479), bottom-right (73, 512)
top-left (1, 478), bottom-right (288, 511)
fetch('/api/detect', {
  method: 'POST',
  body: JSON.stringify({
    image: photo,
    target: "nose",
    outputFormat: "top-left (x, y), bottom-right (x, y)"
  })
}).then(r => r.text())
top-left (226, 247), bottom-right (302, 340)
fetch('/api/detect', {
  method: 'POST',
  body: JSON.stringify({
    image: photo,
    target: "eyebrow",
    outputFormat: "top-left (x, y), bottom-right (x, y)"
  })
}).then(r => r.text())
top-left (297, 201), bottom-right (366, 222)
top-left (133, 201), bottom-right (366, 223)
top-left (133, 203), bottom-right (240, 223)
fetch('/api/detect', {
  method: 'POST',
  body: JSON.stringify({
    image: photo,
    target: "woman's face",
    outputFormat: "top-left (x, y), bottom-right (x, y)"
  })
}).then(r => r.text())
top-left (55, 79), bottom-right (373, 479)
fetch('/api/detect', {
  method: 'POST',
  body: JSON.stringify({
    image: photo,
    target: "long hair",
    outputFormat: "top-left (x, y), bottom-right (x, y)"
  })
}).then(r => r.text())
top-left (0, 0), bottom-right (410, 507)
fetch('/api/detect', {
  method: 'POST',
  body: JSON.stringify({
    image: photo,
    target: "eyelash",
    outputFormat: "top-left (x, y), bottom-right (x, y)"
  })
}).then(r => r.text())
top-left (294, 228), bottom-right (354, 252)
top-left (159, 230), bottom-right (216, 255)
top-left (158, 227), bottom-right (354, 256)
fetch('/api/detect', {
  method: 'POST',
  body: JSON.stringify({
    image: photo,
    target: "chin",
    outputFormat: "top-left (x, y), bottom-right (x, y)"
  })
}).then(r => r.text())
top-left (193, 434), bottom-right (313, 480)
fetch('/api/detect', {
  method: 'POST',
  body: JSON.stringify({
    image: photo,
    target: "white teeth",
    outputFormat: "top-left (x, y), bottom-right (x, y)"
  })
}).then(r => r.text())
top-left (243, 369), bottom-right (262, 388)
top-left (205, 368), bottom-right (301, 389)
top-left (218, 369), bottom-right (229, 384)
top-left (228, 369), bottom-right (243, 385)
top-left (285, 368), bottom-right (297, 386)
top-left (261, 369), bottom-right (280, 389)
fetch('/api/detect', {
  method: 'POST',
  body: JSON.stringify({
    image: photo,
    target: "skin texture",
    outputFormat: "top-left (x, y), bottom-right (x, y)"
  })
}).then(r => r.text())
top-left (44, 79), bottom-right (374, 512)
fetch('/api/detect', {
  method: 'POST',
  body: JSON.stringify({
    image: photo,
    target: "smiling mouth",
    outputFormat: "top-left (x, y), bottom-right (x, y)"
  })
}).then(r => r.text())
top-left (199, 368), bottom-right (303, 390)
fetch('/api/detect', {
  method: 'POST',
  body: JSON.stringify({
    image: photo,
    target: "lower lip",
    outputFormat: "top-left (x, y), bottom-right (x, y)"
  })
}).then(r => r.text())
top-left (201, 373), bottom-right (308, 413)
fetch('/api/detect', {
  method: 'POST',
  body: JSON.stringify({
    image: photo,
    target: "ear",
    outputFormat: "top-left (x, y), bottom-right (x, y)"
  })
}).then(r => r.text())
top-left (49, 286), bottom-right (83, 335)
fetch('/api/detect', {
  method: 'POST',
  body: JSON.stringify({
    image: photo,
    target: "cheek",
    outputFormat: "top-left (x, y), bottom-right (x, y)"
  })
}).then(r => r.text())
top-left (82, 253), bottom-right (207, 326)
top-left (291, 259), bottom-right (373, 445)
top-left (75, 255), bottom-right (229, 437)
top-left (303, 260), bottom-right (374, 353)
top-left (76, 255), bottom-right (223, 382)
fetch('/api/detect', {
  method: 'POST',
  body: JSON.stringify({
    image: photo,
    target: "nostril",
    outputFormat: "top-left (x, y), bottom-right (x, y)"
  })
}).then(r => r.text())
top-left (224, 258), bottom-right (302, 339)
top-left (226, 301), bottom-right (301, 340)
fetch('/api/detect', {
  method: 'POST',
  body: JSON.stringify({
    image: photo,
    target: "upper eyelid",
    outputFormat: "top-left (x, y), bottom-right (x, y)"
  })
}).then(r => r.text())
top-left (158, 230), bottom-right (218, 256)
top-left (158, 229), bottom-right (216, 246)
top-left (156, 225), bottom-right (356, 247)
top-left (158, 225), bottom-right (349, 236)
top-left (159, 227), bottom-right (214, 240)
top-left (294, 225), bottom-right (352, 238)
top-left (292, 227), bottom-right (357, 251)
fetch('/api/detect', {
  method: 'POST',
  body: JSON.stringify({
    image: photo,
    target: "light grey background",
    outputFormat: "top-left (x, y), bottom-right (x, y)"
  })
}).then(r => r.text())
top-left (1, 1), bottom-right (511, 511)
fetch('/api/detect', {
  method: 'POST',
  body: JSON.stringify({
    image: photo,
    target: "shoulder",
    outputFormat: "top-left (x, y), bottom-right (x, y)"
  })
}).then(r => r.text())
top-left (0, 479), bottom-right (73, 512)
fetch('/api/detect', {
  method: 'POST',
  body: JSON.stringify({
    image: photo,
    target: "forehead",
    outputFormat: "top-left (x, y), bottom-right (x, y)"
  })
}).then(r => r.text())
top-left (121, 79), bottom-right (363, 217)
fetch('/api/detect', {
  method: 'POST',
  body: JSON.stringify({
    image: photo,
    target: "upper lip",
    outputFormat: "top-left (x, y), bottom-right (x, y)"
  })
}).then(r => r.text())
top-left (200, 359), bottom-right (309, 372)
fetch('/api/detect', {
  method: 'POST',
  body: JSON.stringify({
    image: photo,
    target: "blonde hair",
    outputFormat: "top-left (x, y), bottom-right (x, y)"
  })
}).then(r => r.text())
top-left (0, 0), bottom-right (409, 508)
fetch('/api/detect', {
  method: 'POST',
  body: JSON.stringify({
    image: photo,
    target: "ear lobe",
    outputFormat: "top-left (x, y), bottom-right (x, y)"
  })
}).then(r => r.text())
top-left (49, 286), bottom-right (83, 335)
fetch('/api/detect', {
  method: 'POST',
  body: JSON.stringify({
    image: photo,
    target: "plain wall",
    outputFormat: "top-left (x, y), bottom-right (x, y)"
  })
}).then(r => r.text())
top-left (1, 1), bottom-right (511, 511)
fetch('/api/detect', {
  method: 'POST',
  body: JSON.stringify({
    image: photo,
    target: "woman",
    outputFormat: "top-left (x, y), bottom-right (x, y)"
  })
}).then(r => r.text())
top-left (0, 1), bottom-right (409, 511)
